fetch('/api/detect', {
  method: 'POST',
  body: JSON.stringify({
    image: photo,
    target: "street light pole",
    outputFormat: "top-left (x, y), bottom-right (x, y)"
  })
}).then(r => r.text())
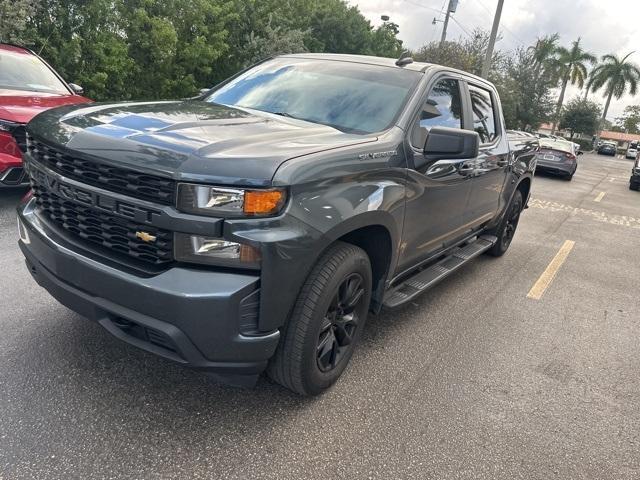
top-left (481, 0), bottom-right (505, 78)
top-left (439, 0), bottom-right (458, 48)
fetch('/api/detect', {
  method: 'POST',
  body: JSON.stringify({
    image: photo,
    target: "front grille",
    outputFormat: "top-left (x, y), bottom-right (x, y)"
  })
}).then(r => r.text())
top-left (27, 136), bottom-right (176, 205)
top-left (33, 183), bottom-right (174, 265)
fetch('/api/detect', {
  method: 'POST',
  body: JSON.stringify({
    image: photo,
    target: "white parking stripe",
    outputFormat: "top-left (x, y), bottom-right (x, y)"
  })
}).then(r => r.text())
top-left (594, 192), bottom-right (606, 202)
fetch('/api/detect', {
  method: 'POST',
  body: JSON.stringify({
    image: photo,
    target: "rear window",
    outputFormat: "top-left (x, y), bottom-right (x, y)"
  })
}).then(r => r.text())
top-left (539, 139), bottom-right (573, 154)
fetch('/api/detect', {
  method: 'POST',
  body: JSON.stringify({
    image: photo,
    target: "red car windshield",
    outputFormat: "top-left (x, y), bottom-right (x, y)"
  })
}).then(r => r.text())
top-left (0, 47), bottom-right (69, 94)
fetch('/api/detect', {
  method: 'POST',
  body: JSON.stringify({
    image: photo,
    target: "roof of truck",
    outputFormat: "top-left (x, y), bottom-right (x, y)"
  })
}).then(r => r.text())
top-left (278, 53), bottom-right (493, 87)
top-left (279, 53), bottom-right (429, 72)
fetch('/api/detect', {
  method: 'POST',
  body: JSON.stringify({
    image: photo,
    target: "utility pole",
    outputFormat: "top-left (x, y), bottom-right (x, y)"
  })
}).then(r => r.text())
top-left (481, 0), bottom-right (505, 78)
top-left (439, 0), bottom-right (458, 48)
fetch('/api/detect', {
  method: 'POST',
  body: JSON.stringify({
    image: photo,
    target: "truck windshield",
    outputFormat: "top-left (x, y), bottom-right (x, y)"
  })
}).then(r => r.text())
top-left (205, 58), bottom-right (421, 134)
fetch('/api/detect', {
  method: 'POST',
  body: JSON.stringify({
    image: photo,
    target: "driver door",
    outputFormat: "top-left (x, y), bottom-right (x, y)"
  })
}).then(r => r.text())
top-left (398, 77), bottom-right (475, 273)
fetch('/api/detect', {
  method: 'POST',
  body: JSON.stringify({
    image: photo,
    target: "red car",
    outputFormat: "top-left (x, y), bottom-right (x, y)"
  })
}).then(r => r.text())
top-left (0, 44), bottom-right (91, 187)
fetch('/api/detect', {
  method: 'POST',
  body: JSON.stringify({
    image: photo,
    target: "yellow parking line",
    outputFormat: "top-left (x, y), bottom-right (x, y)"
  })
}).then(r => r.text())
top-left (594, 191), bottom-right (606, 202)
top-left (527, 240), bottom-right (576, 300)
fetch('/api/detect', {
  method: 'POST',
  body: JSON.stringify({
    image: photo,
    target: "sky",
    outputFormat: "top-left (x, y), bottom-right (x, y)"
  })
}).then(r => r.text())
top-left (349, 0), bottom-right (640, 121)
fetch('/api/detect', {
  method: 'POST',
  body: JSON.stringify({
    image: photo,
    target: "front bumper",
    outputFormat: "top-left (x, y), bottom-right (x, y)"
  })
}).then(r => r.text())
top-left (18, 199), bottom-right (280, 382)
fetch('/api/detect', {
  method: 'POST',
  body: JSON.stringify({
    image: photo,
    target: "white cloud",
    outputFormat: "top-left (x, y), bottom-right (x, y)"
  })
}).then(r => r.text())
top-left (349, 0), bottom-right (640, 120)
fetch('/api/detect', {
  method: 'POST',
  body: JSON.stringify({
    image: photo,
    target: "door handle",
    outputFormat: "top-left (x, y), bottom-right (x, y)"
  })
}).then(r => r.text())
top-left (459, 164), bottom-right (475, 175)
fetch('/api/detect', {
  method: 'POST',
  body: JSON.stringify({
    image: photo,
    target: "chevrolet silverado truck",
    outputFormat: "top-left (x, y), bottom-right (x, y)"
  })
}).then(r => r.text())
top-left (17, 54), bottom-right (537, 395)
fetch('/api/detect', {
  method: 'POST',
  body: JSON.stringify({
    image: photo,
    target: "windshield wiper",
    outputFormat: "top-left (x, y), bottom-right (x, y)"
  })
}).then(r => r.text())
top-left (260, 110), bottom-right (364, 134)
top-left (272, 112), bottom-right (297, 119)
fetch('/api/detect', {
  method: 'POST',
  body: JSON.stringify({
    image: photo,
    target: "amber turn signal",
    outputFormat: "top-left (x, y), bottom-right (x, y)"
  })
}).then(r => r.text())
top-left (243, 189), bottom-right (286, 216)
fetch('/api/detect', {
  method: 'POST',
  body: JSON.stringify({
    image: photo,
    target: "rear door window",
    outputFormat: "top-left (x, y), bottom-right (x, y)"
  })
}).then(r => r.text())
top-left (468, 84), bottom-right (498, 144)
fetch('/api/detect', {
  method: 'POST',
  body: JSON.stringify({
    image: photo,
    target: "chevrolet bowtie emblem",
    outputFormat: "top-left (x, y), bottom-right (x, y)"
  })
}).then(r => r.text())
top-left (135, 231), bottom-right (157, 243)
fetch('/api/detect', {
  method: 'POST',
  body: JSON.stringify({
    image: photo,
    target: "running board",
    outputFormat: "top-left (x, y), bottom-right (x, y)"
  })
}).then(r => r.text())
top-left (383, 235), bottom-right (498, 308)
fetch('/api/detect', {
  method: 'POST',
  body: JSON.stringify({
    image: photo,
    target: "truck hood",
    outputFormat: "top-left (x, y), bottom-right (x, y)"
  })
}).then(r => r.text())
top-left (27, 100), bottom-right (377, 186)
top-left (0, 89), bottom-right (91, 124)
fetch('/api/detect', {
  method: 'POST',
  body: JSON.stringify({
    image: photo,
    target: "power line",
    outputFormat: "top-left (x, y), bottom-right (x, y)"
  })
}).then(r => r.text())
top-left (451, 16), bottom-right (474, 38)
top-left (401, 0), bottom-right (445, 14)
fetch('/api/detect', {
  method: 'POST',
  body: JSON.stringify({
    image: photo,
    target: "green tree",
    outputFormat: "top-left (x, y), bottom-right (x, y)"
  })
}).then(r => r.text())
top-left (558, 97), bottom-right (601, 138)
top-left (551, 38), bottom-right (596, 133)
top-left (27, 0), bottom-right (135, 101)
top-left (529, 33), bottom-right (560, 81)
top-left (121, 0), bottom-right (237, 99)
top-left (614, 105), bottom-right (640, 133)
top-left (242, 23), bottom-right (308, 67)
top-left (587, 52), bottom-right (640, 137)
top-left (367, 20), bottom-right (403, 58)
top-left (20, 0), bottom-right (404, 101)
top-left (495, 47), bottom-right (555, 130)
top-left (413, 29), bottom-right (501, 76)
top-left (0, 0), bottom-right (39, 43)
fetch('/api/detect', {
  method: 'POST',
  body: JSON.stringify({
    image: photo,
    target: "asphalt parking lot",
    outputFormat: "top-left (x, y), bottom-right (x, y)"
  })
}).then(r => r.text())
top-left (1, 152), bottom-right (639, 480)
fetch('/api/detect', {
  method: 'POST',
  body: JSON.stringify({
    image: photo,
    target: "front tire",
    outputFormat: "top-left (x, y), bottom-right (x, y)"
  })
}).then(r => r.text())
top-left (487, 190), bottom-right (523, 257)
top-left (267, 242), bottom-right (372, 395)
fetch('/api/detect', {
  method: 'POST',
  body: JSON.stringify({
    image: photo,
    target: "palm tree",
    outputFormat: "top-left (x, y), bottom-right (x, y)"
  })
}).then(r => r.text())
top-left (529, 34), bottom-right (560, 80)
top-left (587, 52), bottom-right (640, 138)
top-left (551, 38), bottom-right (596, 133)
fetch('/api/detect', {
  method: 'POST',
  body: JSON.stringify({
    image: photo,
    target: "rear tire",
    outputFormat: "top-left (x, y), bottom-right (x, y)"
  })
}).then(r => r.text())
top-left (267, 242), bottom-right (372, 395)
top-left (487, 190), bottom-right (523, 257)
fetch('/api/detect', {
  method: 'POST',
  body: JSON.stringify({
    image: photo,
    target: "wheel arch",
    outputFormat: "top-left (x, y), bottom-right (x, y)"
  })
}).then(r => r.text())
top-left (516, 176), bottom-right (532, 208)
top-left (336, 224), bottom-right (394, 313)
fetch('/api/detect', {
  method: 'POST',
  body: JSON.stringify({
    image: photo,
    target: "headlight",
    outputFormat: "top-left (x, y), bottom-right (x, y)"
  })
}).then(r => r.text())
top-left (177, 183), bottom-right (286, 217)
top-left (174, 233), bottom-right (261, 268)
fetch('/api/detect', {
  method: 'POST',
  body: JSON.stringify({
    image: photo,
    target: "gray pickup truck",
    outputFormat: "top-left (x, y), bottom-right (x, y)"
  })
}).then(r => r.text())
top-left (17, 54), bottom-right (537, 395)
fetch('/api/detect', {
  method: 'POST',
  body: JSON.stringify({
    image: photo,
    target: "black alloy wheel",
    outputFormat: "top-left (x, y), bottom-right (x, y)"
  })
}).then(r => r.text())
top-left (501, 198), bottom-right (521, 250)
top-left (488, 189), bottom-right (523, 257)
top-left (316, 273), bottom-right (365, 373)
top-left (267, 242), bottom-right (372, 396)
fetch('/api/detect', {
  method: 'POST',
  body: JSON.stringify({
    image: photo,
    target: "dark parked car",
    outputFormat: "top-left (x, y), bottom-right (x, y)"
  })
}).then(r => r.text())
top-left (0, 44), bottom-right (91, 187)
top-left (597, 142), bottom-right (617, 156)
top-left (17, 54), bottom-right (537, 395)
top-left (535, 138), bottom-right (578, 180)
top-left (630, 157), bottom-right (640, 191)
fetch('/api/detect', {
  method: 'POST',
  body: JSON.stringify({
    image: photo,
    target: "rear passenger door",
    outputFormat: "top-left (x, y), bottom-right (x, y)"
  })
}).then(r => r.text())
top-left (463, 82), bottom-right (510, 228)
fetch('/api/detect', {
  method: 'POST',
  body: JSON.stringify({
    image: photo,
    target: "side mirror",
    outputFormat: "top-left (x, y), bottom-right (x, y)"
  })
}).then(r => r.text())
top-left (421, 126), bottom-right (480, 165)
top-left (68, 83), bottom-right (84, 95)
